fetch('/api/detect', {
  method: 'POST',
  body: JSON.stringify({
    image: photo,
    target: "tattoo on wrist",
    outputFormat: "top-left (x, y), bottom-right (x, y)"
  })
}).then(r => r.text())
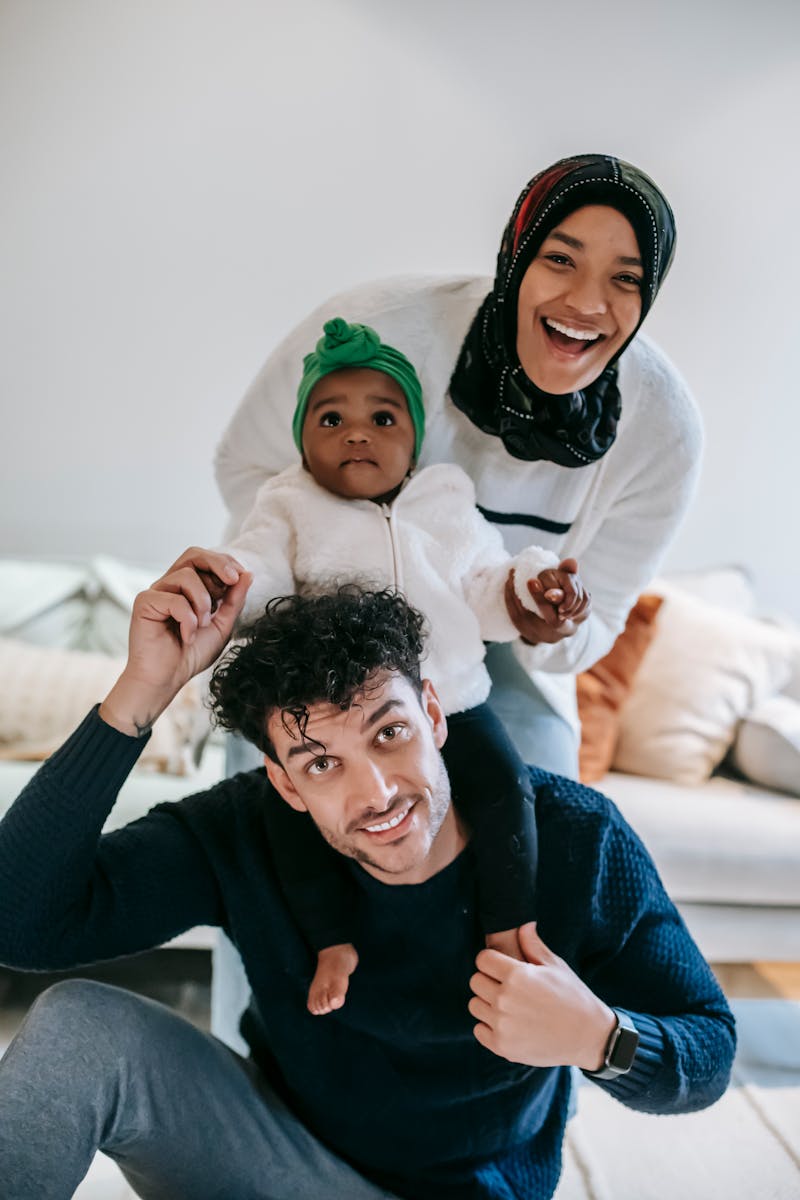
top-left (133, 718), bottom-right (154, 739)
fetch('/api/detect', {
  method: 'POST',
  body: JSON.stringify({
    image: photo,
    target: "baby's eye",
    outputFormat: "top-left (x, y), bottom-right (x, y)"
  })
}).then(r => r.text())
top-left (319, 412), bottom-right (342, 427)
top-left (372, 411), bottom-right (396, 427)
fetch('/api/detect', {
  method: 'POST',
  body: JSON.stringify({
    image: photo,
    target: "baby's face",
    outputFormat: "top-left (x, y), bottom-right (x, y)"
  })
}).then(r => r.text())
top-left (302, 367), bottom-right (416, 503)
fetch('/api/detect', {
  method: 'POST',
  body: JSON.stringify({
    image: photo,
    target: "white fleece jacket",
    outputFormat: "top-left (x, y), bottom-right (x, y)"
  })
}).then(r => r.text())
top-left (215, 276), bottom-right (703, 726)
top-left (226, 462), bottom-right (557, 715)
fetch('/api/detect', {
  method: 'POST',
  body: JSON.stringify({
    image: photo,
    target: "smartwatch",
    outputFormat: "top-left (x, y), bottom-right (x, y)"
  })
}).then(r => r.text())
top-left (585, 1010), bottom-right (640, 1079)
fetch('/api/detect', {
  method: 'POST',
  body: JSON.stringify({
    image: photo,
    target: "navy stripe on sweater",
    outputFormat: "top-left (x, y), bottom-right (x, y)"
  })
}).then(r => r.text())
top-left (477, 506), bottom-right (572, 535)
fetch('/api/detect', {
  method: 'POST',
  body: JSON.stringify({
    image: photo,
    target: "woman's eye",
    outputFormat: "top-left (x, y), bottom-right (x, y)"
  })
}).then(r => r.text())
top-left (373, 411), bottom-right (395, 427)
top-left (616, 273), bottom-right (643, 289)
top-left (319, 412), bottom-right (342, 427)
top-left (542, 252), bottom-right (572, 267)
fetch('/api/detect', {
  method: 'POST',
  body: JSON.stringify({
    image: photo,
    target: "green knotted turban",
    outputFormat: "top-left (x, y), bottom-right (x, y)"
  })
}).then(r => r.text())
top-left (293, 317), bottom-right (425, 458)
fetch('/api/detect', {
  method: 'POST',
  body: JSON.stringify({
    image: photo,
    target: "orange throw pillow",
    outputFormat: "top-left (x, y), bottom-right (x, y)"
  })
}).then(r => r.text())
top-left (577, 594), bottom-right (663, 783)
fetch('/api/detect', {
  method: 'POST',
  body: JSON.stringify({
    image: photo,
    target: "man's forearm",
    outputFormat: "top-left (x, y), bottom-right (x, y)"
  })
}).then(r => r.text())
top-left (0, 708), bottom-right (146, 970)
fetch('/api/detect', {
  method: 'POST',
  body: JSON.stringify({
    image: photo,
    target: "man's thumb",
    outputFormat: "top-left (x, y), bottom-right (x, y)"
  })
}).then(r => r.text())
top-left (519, 921), bottom-right (554, 965)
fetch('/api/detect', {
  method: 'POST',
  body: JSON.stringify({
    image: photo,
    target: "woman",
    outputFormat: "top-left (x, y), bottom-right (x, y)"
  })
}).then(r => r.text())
top-left (215, 153), bottom-right (700, 777)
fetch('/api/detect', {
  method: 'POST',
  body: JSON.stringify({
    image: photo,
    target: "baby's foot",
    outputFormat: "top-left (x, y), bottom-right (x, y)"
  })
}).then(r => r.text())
top-left (307, 943), bottom-right (359, 1015)
top-left (485, 927), bottom-right (525, 962)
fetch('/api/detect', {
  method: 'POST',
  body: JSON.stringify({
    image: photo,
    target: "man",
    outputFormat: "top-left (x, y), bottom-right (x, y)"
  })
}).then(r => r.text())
top-left (0, 549), bottom-right (735, 1200)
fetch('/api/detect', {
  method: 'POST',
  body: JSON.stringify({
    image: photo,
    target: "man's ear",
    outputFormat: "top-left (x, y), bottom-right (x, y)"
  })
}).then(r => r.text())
top-left (264, 756), bottom-right (308, 813)
top-left (420, 678), bottom-right (448, 750)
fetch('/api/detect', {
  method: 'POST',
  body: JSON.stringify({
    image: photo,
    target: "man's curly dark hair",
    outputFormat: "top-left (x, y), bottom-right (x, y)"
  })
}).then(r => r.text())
top-left (208, 587), bottom-right (428, 761)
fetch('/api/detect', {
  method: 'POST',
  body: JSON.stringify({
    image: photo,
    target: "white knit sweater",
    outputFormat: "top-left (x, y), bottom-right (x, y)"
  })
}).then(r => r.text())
top-left (226, 463), bottom-right (557, 715)
top-left (215, 276), bottom-right (703, 725)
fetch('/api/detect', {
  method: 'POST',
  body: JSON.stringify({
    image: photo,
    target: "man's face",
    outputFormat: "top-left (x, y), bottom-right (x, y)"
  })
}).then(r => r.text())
top-left (265, 673), bottom-right (464, 885)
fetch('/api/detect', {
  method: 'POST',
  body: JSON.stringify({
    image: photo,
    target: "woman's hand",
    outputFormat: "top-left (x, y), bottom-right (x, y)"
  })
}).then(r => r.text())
top-left (505, 558), bottom-right (591, 645)
top-left (100, 548), bottom-right (252, 737)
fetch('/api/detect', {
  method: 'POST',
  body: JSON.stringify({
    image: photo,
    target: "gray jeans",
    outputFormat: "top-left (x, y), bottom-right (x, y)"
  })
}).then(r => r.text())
top-left (0, 979), bottom-right (397, 1200)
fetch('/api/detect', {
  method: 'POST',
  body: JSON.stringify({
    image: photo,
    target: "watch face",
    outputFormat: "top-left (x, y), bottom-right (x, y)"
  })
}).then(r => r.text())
top-left (609, 1024), bottom-right (640, 1072)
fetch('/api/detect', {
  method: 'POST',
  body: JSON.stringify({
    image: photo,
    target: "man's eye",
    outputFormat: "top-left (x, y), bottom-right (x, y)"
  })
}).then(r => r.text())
top-left (319, 412), bottom-right (342, 427)
top-left (373, 411), bottom-right (395, 427)
top-left (307, 757), bottom-right (332, 775)
top-left (377, 723), bottom-right (405, 743)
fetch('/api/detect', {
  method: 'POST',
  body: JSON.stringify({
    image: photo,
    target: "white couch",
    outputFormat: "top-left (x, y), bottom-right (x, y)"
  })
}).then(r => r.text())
top-left (601, 769), bottom-right (800, 962)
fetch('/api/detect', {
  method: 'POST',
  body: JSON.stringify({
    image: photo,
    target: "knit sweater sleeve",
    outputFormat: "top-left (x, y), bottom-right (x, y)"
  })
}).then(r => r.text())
top-left (536, 772), bottom-right (735, 1114)
top-left (0, 708), bottom-right (226, 971)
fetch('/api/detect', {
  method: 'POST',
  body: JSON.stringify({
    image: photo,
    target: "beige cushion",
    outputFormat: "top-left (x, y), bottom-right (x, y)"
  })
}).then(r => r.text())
top-left (732, 694), bottom-right (800, 798)
top-left (0, 637), bottom-right (201, 775)
top-left (613, 587), bottom-right (794, 785)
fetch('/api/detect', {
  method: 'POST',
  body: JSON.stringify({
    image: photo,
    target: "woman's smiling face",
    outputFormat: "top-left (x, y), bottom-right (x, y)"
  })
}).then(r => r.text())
top-left (515, 204), bottom-right (643, 395)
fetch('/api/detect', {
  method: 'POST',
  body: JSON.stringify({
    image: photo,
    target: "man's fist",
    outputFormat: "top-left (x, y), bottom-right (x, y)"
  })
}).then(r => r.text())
top-left (469, 922), bottom-right (615, 1070)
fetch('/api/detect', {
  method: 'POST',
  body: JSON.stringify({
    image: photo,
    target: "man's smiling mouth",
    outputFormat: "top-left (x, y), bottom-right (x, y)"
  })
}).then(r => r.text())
top-left (361, 799), bottom-right (415, 835)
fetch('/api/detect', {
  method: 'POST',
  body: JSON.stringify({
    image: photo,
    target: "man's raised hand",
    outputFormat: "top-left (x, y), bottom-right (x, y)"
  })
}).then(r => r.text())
top-left (100, 549), bottom-right (251, 738)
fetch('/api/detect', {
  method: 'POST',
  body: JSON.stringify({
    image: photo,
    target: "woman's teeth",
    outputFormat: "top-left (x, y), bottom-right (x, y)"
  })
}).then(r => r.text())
top-left (365, 805), bottom-right (411, 833)
top-left (544, 318), bottom-right (601, 342)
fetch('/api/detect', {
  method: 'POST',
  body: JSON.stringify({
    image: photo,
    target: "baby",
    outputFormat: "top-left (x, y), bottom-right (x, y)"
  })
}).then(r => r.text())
top-left (224, 318), bottom-right (590, 1014)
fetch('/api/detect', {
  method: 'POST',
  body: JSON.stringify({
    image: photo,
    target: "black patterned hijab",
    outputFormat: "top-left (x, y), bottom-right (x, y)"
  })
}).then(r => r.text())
top-left (449, 154), bottom-right (677, 465)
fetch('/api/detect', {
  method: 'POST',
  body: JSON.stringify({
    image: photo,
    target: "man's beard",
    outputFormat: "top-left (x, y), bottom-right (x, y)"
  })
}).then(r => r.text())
top-left (315, 754), bottom-right (452, 875)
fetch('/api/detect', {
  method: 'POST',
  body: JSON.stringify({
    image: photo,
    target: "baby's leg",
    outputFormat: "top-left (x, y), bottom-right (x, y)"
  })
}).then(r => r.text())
top-left (308, 943), bottom-right (360, 1015)
top-left (262, 784), bottom-right (359, 1014)
top-left (442, 705), bottom-right (538, 960)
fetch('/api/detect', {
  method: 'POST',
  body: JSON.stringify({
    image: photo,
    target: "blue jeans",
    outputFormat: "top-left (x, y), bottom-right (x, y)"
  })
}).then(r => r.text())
top-left (0, 979), bottom-right (397, 1199)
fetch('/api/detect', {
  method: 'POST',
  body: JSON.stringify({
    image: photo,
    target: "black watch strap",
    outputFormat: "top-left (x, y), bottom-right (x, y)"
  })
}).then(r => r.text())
top-left (585, 1009), bottom-right (640, 1080)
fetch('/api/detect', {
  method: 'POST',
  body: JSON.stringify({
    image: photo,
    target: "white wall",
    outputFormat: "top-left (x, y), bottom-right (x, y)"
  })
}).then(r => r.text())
top-left (2, 0), bottom-right (799, 615)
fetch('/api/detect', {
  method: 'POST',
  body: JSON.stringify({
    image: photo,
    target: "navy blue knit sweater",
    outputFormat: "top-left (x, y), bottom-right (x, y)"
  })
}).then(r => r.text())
top-left (0, 710), bottom-right (735, 1200)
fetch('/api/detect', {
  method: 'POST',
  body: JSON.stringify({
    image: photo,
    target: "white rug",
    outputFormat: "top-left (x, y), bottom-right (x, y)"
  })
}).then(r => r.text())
top-left (555, 1000), bottom-right (800, 1200)
top-left (53, 1000), bottom-right (800, 1198)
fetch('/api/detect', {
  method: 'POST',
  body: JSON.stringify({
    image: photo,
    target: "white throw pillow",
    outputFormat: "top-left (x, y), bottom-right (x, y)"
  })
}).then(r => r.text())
top-left (772, 625), bottom-right (800, 703)
top-left (0, 560), bottom-right (90, 649)
top-left (85, 556), bottom-right (159, 655)
top-left (656, 565), bottom-right (757, 616)
top-left (613, 588), bottom-right (795, 785)
top-left (732, 695), bottom-right (800, 797)
top-left (0, 637), bottom-right (201, 775)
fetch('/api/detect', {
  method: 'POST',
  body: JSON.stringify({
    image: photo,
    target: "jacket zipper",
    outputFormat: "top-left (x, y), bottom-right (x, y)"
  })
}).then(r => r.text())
top-left (380, 502), bottom-right (403, 590)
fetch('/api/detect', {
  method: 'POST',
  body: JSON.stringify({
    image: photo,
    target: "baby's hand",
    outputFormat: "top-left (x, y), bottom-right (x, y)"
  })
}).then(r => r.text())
top-left (527, 558), bottom-right (591, 627)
